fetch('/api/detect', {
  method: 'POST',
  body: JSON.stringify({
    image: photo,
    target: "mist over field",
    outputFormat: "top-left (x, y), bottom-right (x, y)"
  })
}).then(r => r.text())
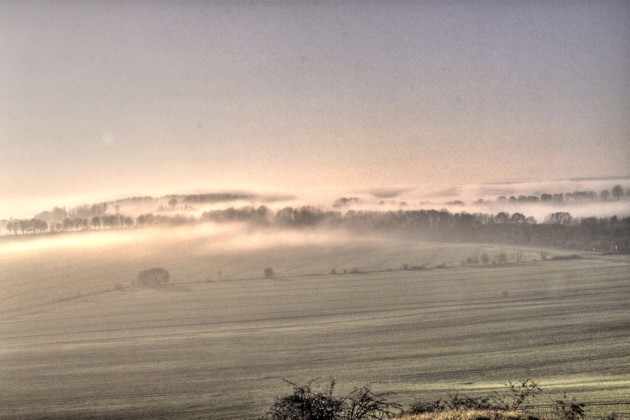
top-left (0, 222), bottom-right (379, 258)
top-left (2, 211), bottom-right (629, 418)
top-left (3, 1), bottom-right (630, 418)
top-left (3, 178), bottom-right (629, 419)
top-left (2, 177), bottom-right (629, 225)
top-left (288, 178), bottom-right (630, 221)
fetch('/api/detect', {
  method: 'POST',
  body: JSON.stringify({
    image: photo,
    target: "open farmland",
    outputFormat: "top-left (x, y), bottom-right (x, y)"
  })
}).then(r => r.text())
top-left (1, 227), bottom-right (629, 418)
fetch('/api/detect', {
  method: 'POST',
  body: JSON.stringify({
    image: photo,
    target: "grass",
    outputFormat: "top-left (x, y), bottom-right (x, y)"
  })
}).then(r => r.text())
top-left (398, 411), bottom-right (539, 420)
top-left (0, 229), bottom-right (629, 418)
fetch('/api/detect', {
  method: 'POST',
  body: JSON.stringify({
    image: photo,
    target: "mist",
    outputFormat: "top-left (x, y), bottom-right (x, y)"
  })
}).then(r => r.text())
top-left (268, 177), bottom-right (630, 222)
top-left (2, 178), bottom-right (628, 241)
top-left (3, 1), bottom-right (630, 417)
top-left (0, 222), bottom-right (381, 258)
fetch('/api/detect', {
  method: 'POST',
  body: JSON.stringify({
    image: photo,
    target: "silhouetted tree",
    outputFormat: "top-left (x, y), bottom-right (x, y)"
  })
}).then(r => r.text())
top-left (32, 219), bottom-right (47, 233)
top-left (600, 189), bottom-right (610, 200)
top-left (495, 212), bottom-right (509, 224)
top-left (263, 379), bottom-right (400, 420)
top-left (136, 267), bottom-right (170, 286)
top-left (611, 185), bottom-right (624, 200)
top-left (123, 216), bottom-right (134, 227)
top-left (73, 217), bottom-right (87, 230)
top-left (136, 213), bottom-right (154, 226)
top-left (546, 212), bottom-right (573, 225)
top-left (50, 207), bottom-right (68, 223)
top-left (6, 220), bottom-right (18, 235)
top-left (102, 214), bottom-right (118, 228)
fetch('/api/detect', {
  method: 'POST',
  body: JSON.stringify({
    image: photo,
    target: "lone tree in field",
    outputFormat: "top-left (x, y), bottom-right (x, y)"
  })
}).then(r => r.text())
top-left (136, 267), bottom-right (170, 286)
top-left (611, 185), bottom-right (624, 200)
top-left (264, 267), bottom-right (274, 278)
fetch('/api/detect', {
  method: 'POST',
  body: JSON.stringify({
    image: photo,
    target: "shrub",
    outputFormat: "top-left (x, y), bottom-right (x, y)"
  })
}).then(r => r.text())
top-left (554, 394), bottom-right (585, 420)
top-left (264, 268), bottom-right (274, 278)
top-left (264, 379), bottom-right (341, 420)
top-left (406, 379), bottom-right (542, 415)
top-left (503, 379), bottom-right (542, 410)
top-left (407, 398), bottom-right (448, 414)
top-left (136, 267), bottom-right (170, 286)
top-left (549, 254), bottom-right (581, 261)
top-left (445, 393), bottom-right (503, 411)
top-left (262, 379), bottom-right (400, 420)
top-left (343, 384), bottom-right (400, 420)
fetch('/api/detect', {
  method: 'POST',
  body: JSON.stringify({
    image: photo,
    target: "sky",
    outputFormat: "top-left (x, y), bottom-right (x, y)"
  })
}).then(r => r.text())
top-left (1, 1), bottom-right (630, 206)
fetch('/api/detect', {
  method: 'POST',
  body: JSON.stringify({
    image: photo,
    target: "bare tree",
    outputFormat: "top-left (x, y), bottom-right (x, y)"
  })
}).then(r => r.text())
top-left (136, 267), bottom-right (170, 286)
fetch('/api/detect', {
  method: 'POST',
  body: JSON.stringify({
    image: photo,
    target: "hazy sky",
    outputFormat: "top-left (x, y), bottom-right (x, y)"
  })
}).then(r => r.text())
top-left (2, 1), bottom-right (629, 202)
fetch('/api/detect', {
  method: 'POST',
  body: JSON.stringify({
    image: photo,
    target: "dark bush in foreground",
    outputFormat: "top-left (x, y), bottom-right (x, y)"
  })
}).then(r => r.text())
top-left (406, 379), bottom-right (542, 415)
top-left (503, 379), bottom-right (543, 411)
top-left (136, 267), bottom-right (170, 286)
top-left (262, 378), bottom-right (618, 420)
top-left (262, 378), bottom-right (400, 420)
top-left (554, 394), bottom-right (585, 420)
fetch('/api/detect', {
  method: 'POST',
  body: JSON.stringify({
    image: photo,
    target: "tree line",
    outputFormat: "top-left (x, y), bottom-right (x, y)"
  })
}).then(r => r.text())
top-left (492, 184), bottom-right (627, 204)
top-left (4, 214), bottom-right (135, 234)
top-left (3, 206), bottom-right (629, 253)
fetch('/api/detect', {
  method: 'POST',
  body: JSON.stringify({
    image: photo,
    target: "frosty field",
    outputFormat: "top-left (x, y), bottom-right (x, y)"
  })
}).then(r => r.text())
top-left (1, 227), bottom-right (629, 418)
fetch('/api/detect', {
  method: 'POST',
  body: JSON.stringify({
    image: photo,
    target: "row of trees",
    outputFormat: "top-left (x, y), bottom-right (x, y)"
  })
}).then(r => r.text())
top-left (6, 207), bottom-right (627, 232)
top-left (13, 185), bottom-right (627, 231)
top-left (4, 206), bottom-right (629, 253)
top-left (22, 193), bottom-right (258, 228)
top-left (33, 203), bottom-right (110, 225)
top-left (494, 184), bottom-right (627, 204)
top-left (162, 207), bottom-right (630, 253)
top-left (30, 197), bottom-right (157, 226)
top-left (5, 218), bottom-right (49, 234)
top-left (5, 214), bottom-right (135, 234)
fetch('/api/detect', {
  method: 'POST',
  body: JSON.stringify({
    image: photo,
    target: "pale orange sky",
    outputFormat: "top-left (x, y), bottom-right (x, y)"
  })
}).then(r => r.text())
top-left (1, 1), bottom-right (629, 203)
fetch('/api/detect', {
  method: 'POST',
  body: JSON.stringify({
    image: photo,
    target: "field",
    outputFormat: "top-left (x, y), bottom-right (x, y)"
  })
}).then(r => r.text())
top-left (1, 226), bottom-right (629, 419)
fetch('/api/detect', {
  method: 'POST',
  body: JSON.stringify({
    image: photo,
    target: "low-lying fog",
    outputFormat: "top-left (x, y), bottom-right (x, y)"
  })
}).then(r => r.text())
top-left (283, 179), bottom-right (630, 222)
top-left (1, 177), bottom-right (628, 228)
top-left (117, 177), bottom-right (629, 223)
top-left (0, 223), bottom-right (379, 256)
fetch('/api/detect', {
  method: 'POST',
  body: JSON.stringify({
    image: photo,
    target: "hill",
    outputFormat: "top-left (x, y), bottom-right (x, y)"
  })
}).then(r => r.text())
top-left (1, 232), bottom-right (629, 418)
